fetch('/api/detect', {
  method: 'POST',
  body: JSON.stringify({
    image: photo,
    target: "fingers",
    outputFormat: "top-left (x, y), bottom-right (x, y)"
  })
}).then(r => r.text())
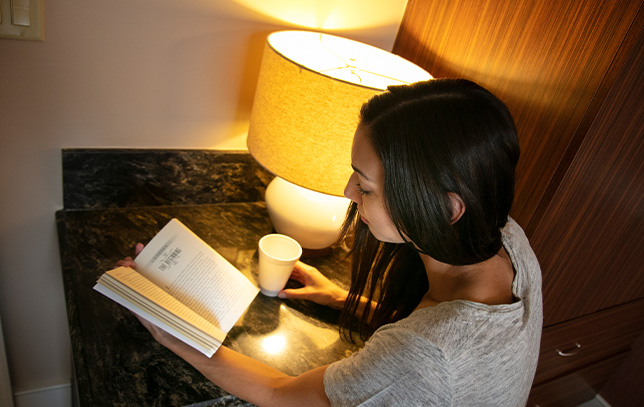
top-left (277, 288), bottom-right (296, 299)
top-left (277, 287), bottom-right (310, 300)
top-left (294, 260), bottom-right (318, 273)
top-left (115, 243), bottom-right (145, 268)
top-left (292, 261), bottom-right (308, 273)
top-left (288, 264), bottom-right (307, 284)
top-left (116, 256), bottom-right (135, 268)
top-left (292, 261), bottom-right (321, 277)
top-left (289, 261), bottom-right (316, 284)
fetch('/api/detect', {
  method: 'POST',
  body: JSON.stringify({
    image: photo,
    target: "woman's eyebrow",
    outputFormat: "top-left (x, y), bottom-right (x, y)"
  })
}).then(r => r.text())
top-left (352, 164), bottom-right (373, 182)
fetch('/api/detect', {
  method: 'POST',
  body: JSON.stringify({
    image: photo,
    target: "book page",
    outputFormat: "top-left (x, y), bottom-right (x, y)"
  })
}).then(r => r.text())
top-left (94, 267), bottom-right (224, 357)
top-left (133, 218), bottom-right (259, 332)
top-left (104, 267), bottom-right (225, 341)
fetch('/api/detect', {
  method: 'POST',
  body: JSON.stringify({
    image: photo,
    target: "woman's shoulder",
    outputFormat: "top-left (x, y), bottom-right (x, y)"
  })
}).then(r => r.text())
top-left (384, 291), bottom-right (533, 347)
top-left (502, 217), bottom-right (539, 268)
top-left (502, 217), bottom-right (543, 300)
top-left (378, 301), bottom-right (503, 343)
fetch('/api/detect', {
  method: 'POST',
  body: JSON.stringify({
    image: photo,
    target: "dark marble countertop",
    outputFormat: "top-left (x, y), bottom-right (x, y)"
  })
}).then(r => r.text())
top-left (56, 149), bottom-right (361, 407)
top-left (57, 203), bottom-right (360, 407)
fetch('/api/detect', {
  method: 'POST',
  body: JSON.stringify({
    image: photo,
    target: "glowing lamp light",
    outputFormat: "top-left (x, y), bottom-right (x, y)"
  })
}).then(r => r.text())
top-left (247, 30), bottom-right (431, 251)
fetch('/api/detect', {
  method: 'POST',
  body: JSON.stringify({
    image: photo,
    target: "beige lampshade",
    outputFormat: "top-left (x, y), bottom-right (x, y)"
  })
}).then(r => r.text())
top-left (247, 30), bottom-right (431, 197)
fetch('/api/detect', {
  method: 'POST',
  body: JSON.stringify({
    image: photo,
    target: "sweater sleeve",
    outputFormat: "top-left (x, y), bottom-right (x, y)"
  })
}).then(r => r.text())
top-left (324, 326), bottom-right (452, 407)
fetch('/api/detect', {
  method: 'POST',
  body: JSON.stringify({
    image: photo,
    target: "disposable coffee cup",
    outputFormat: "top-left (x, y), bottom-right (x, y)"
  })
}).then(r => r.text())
top-left (258, 234), bottom-right (302, 297)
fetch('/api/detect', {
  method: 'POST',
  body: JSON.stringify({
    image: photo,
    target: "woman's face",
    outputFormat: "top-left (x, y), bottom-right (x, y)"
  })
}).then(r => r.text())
top-left (344, 124), bottom-right (405, 244)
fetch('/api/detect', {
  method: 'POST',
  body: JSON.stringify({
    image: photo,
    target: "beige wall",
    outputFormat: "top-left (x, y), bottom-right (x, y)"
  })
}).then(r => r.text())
top-left (0, 0), bottom-right (407, 399)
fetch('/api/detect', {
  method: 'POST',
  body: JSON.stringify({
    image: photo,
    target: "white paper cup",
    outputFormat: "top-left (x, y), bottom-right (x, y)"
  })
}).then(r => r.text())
top-left (258, 234), bottom-right (302, 297)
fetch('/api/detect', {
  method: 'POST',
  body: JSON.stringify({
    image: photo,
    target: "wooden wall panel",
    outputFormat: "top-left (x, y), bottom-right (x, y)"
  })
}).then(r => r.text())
top-left (530, 14), bottom-right (644, 325)
top-left (392, 0), bottom-right (641, 229)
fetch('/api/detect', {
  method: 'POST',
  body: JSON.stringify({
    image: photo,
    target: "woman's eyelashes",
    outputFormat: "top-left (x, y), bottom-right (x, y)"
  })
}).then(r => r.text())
top-left (356, 183), bottom-right (371, 196)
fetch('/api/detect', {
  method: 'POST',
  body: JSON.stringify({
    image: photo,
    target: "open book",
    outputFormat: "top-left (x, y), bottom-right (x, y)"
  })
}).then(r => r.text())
top-left (93, 218), bottom-right (259, 357)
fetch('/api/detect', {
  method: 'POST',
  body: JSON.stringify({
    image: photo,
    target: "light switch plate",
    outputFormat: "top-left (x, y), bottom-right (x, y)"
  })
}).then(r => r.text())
top-left (0, 0), bottom-right (44, 41)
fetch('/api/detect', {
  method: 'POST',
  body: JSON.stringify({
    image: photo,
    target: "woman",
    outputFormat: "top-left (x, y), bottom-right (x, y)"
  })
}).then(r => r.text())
top-left (120, 79), bottom-right (542, 406)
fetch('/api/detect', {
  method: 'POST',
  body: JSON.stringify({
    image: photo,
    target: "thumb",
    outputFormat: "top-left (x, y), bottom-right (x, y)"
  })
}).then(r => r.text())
top-left (278, 287), bottom-right (308, 300)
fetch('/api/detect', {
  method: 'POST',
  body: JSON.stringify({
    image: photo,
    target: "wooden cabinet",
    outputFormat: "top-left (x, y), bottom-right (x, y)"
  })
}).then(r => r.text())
top-left (533, 300), bottom-right (644, 387)
top-left (528, 300), bottom-right (644, 406)
top-left (528, 10), bottom-right (644, 327)
top-left (393, 0), bottom-right (644, 404)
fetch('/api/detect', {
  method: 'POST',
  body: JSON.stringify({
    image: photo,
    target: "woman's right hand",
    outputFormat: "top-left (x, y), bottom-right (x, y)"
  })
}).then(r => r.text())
top-left (278, 261), bottom-right (348, 310)
top-left (115, 243), bottom-right (145, 268)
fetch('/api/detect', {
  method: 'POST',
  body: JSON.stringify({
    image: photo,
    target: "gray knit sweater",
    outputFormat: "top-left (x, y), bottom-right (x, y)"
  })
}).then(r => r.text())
top-left (324, 218), bottom-right (542, 406)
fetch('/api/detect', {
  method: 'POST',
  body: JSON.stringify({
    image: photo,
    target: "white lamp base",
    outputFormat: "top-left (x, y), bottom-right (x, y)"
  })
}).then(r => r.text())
top-left (264, 177), bottom-right (351, 251)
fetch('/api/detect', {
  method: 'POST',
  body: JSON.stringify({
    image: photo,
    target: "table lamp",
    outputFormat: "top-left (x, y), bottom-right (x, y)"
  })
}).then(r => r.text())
top-left (247, 30), bottom-right (431, 252)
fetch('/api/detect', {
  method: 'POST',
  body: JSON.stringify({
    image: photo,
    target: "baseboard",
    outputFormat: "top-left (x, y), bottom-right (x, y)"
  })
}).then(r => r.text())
top-left (13, 382), bottom-right (72, 407)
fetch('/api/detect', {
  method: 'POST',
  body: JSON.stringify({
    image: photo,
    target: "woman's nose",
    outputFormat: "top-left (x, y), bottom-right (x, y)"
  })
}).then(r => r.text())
top-left (344, 173), bottom-right (360, 203)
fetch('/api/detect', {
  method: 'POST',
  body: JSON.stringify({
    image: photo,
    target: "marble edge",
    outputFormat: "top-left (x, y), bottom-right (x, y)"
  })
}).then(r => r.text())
top-left (61, 149), bottom-right (273, 210)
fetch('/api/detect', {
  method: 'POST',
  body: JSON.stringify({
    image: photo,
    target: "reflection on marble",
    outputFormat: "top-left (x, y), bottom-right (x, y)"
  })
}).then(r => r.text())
top-left (57, 203), bottom-right (361, 407)
top-left (61, 149), bottom-right (273, 209)
top-left (185, 395), bottom-right (255, 407)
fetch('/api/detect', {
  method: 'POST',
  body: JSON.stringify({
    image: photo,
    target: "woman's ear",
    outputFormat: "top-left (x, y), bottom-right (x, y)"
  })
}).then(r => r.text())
top-left (448, 192), bottom-right (466, 224)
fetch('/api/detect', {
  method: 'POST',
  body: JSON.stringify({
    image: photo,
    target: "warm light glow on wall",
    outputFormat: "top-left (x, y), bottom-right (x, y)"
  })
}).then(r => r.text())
top-left (234, 0), bottom-right (408, 30)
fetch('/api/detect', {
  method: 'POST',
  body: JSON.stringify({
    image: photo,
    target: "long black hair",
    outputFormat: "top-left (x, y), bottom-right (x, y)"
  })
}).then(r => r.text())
top-left (339, 79), bottom-right (520, 341)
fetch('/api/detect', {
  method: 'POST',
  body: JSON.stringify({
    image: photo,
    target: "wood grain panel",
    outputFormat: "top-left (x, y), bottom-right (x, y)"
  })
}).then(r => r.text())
top-left (530, 15), bottom-right (644, 326)
top-left (534, 299), bottom-right (644, 386)
top-left (393, 0), bottom-right (641, 228)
